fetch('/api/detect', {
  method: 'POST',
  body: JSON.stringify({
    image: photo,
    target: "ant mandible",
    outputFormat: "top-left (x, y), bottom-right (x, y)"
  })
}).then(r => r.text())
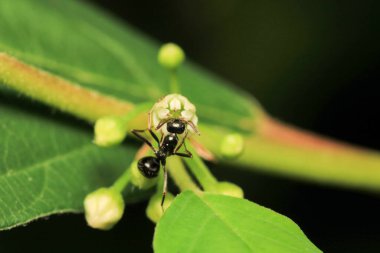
top-left (132, 118), bottom-right (197, 208)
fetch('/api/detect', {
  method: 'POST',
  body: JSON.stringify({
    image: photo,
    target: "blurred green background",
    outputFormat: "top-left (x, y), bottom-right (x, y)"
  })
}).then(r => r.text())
top-left (1, 0), bottom-right (379, 252)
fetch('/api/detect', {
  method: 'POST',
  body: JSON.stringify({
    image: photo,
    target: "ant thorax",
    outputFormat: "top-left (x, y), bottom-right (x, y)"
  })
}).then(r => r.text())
top-left (150, 94), bottom-right (199, 136)
top-left (131, 94), bottom-right (196, 209)
top-left (160, 133), bottom-right (179, 155)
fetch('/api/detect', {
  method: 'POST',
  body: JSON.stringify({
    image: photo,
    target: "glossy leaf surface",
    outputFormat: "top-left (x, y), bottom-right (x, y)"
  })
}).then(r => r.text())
top-left (154, 191), bottom-right (321, 253)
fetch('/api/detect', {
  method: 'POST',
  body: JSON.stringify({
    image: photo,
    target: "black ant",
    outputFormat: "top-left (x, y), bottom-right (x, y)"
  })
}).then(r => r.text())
top-left (132, 118), bottom-right (197, 208)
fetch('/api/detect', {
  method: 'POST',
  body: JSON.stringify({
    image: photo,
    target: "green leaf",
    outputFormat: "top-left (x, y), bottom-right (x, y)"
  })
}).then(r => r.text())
top-left (2, 0), bottom-right (379, 196)
top-left (0, 0), bottom-right (257, 229)
top-left (154, 191), bottom-right (322, 253)
top-left (0, 92), bottom-right (146, 230)
top-left (1, 0), bottom-right (380, 231)
top-left (0, 0), bottom-right (253, 229)
top-left (0, 0), bottom-right (257, 131)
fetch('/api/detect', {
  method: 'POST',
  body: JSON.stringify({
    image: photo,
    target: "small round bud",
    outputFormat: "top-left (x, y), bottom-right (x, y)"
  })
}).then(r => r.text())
top-left (84, 187), bottom-right (125, 230)
top-left (130, 161), bottom-right (158, 190)
top-left (210, 182), bottom-right (244, 198)
top-left (220, 133), bottom-right (244, 159)
top-left (146, 193), bottom-right (175, 223)
top-left (158, 43), bottom-right (185, 70)
top-left (94, 116), bottom-right (127, 147)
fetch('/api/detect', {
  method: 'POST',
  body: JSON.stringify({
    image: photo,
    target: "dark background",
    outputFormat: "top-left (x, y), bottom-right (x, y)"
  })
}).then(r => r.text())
top-left (1, 0), bottom-right (380, 252)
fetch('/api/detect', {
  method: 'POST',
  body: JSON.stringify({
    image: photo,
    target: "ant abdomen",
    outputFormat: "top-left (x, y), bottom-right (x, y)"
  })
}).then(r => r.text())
top-left (137, 156), bottom-right (160, 178)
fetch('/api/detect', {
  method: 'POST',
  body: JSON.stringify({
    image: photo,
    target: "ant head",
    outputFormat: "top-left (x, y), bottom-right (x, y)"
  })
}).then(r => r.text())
top-left (137, 156), bottom-right (160, 178)
top-left (167, 119), bottom-right (186, 134)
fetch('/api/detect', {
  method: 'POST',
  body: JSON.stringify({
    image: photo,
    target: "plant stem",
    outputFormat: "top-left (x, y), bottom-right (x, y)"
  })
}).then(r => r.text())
top-left (0, 53), bottom-right (132, 122)
top-left (156, 166), bottom-right (164, 193)
top-left (167, 157), bottom-right (201, 192)
top-left (199, 117), bottom-right (380, 192)
top-left (170, 70), bottom-right (179, 93)
top-left (184, 144), bottom-right (218, 191)
top-left (3, 53), bottom-right (380, 192)
top-left (111, 168), bottom-right (131, 193)
top-left (119, 102), bottom-right (153, 129)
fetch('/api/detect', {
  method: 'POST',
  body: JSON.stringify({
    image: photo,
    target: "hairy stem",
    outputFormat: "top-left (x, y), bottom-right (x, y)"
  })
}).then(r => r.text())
top-left (0, 53), bottom-right (132, 122)
top-left (111, 168), bottom-right (131, 193)
top-left (170, 70), bottom-right (179, 93)
top-left (253, 117), bottom-right (380, 191)
top-left (199, 116), bottom-right (380, 192)
top-left (2, 53), bottom-right (380, 192)
top-left (184, 144), bottom-right (218, 191)
top-left (167, 157), bottom-right (201, 192)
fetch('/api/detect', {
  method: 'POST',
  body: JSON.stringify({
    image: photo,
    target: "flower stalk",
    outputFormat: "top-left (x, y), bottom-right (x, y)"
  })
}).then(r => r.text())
top-left (184, 144), bottom-right (218, 191)
top-left (158, 43), bottom-right (185, 93)
top-left (167, 157), bottom-right (201, 192)
top-left (111, 167), bottom-right (132, 193)
top-left (3, 48), bottom-right (380, 193)
top-left (0, 53), bottom-right (133, 122)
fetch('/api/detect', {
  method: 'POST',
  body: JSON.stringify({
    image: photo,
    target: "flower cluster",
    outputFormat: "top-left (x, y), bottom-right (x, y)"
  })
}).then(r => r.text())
top-left (150, 93), bottom-right (199, 135)
top-left (85, 43), bottom-right (245, 230)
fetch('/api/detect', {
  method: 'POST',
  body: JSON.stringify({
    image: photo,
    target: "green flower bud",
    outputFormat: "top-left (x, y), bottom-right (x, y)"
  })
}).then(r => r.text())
top-left (220, 133), bottom-right (244, 159)
top-left (84, 187), bottom-right (125, 230)
top-left (130, 161), bottom-right (158, 190)
top-left (158, 43), bottom-right (185, 70)
top-left (146, 193), bottom-right (175, 223)
top-left (210, 182), bottom-right (244, 198)
top-left (94, 116), bottom-right (127, 147)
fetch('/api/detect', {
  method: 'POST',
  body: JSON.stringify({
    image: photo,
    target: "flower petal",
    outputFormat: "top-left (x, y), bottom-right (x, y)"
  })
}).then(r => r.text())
top-left (169, 97), bottom-right (181, 111)
top-left (181, 110), bottom-right (194, 121)
top-left (157, 108), bottom-right (170, 119)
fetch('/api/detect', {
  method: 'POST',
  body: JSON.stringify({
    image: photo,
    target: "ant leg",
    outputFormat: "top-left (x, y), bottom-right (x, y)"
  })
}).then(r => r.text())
top-left (148, 129), bottom-right (160, 145)
top-left (174, 140), bottom-right (193, 158)
top-left (132, 128), bottom-right (159, 146)
top-left (155, 118), bottom-right (170, 131)
top-left (159, 133), bottom-right (164, 146)
top-left (161, 162), bottom-right (168, 210)
top-left (148, 110), bottom-right (152, 129)
top-left (174, 142), bottom-right (193, 158)
top-left (174, 152), bottom-right (192, 158)
top-left (132, 129), bottom-right (157, 152)
top-left (184, 120), bottom-right (200, 135)
top-left (174, 130), bottom-right (189, 153)
top-left (174, 142), bottom-right (192, 158)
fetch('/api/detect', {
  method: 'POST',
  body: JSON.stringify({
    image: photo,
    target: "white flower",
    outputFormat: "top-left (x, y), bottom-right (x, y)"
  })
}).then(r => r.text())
top-left (150, 94), bottom-right (199, 134)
